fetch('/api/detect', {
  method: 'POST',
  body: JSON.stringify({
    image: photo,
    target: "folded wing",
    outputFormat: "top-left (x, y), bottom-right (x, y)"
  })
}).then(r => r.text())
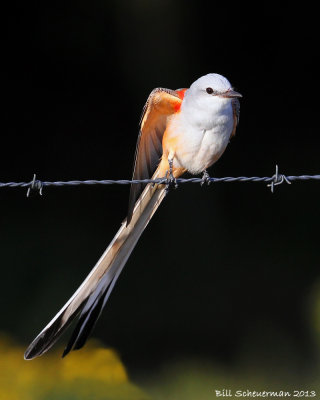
top-left (127, 88), bottom-right (184, 224)
top-left (231, 98), bottom-right (240, 137)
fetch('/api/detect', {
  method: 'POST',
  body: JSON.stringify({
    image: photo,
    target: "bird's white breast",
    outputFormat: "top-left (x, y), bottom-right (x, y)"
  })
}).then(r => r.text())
top-left (170, 98), bottom-right (234, 174)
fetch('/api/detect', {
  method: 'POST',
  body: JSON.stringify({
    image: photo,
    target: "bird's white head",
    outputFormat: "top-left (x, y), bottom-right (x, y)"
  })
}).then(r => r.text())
top-left (187, 73), bottom-right (242, 104)
top-left (182, 73), bottom-right (242, 128)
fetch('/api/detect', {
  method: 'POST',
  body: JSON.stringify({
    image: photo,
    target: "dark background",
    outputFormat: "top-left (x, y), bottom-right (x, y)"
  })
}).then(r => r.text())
top-left (3, 0), bottom-right (320, 377)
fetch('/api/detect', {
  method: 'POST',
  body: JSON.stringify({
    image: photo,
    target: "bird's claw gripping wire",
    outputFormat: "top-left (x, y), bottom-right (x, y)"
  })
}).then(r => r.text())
top-left (201, 170), bottom-right (211, 186)
top-left (165, 159), bottom-right (178, 193)
top-left (26, 174), bottom-right (43, 197)
top-left (267, 165), bottom-right (291, 193)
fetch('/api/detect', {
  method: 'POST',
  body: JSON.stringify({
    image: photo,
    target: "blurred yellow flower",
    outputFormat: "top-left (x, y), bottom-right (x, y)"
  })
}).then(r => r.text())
top-left (0, 335), bottom-right (149, 400)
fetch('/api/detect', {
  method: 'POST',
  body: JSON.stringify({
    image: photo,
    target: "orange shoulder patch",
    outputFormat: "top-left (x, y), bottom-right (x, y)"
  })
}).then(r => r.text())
top-left (176, 88), bottom-right (187, 100)
top-left (173, 89), bottom-right (187, 112)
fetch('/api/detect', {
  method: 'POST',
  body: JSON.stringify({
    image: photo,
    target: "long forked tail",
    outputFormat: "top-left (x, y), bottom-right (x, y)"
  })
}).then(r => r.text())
top-left (24, 174), bottom-right (166, 360)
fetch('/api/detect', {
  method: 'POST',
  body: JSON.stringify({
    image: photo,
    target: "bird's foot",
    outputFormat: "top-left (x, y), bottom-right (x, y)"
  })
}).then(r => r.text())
top-left (165, 159), bottom-right (178, 193)
top-left (201, 170), bottom-right (211, 186)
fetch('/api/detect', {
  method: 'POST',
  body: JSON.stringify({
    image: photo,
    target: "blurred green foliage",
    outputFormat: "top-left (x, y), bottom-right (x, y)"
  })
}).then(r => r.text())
top-left (144, 280), bottom-right (320, 398)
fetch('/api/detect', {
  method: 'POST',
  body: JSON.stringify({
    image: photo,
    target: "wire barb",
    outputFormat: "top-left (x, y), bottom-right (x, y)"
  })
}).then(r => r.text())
top-left (165, 159), bottom-right (178, 193)
top-left (267, 165), bottom-right (292, 193)
top-left (26, 174), bottom-right (43, 197)
top-left (201, 170), bottom-right (211, 186)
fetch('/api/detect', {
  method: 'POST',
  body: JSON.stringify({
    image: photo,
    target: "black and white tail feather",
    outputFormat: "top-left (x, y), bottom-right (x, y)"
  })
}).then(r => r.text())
top-left (24, 175), bottom-right (166, 360)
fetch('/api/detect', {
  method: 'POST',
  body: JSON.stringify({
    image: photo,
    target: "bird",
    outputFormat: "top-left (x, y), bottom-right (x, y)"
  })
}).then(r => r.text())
top-left (24, 73), bottom-right (241, 360)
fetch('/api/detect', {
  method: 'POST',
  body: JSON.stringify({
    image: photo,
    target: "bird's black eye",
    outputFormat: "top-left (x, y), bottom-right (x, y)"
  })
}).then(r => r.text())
top-left (206, 87), bottom-right (214, 94)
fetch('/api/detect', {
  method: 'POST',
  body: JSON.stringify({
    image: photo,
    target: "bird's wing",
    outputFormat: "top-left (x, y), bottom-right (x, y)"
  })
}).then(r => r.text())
top-left (231, 98), bottom-right (240, 137)
top-left (127, 87), bottom-right (185, 224)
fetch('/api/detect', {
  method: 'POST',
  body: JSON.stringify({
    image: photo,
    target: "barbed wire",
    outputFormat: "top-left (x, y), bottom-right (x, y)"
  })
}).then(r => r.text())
top-left (0, 166), bottom-right (319, 196)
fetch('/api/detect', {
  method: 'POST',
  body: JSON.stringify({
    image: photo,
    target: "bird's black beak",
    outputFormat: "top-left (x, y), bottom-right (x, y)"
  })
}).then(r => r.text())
top-left (219, 89), bottom-right (242, 98)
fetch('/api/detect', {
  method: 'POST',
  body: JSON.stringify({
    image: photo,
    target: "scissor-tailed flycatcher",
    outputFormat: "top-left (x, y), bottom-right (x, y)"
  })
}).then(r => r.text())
top-left (24, 73), bottom-right (241, 360)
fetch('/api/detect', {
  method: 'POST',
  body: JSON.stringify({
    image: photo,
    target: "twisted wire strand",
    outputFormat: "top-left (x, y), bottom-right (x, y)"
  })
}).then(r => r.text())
top-left (1, 172), bottom-right (320, 192)
top-left (0, 175), bottom-right (319, 188)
